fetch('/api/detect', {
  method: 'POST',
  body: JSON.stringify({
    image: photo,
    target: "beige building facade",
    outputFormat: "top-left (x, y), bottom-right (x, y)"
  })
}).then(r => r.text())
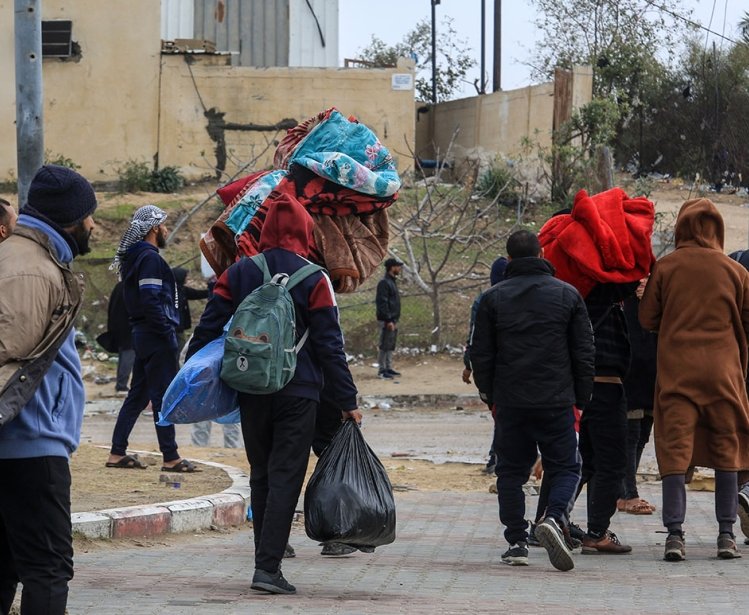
top-left (0, 0), bottom-right (416, 183)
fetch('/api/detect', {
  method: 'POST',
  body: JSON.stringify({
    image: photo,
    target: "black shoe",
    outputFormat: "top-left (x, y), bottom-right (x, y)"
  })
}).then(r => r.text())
top-left (283, 543), bottom-right (296, 558)
top-left (527, 523), bottom-right (541, 547)
top-left (562, 524), bottom-right (582, 550)
top-left (501, 542), bottom-right (529, 566)
top-left (320, 542), bottom-right (357, 556)
top-left (357, 545), bottom-right (375, 553)
top-left (567, 522), bottom-right (586, 544)
top-left (386, 369), bottom-right (401, 376)
top-left (378, 371), bottom-right (394, 379)
top-left (535, 517), bottom-right (574, 571)
top-left (251, 568), bottom-right (296, 594)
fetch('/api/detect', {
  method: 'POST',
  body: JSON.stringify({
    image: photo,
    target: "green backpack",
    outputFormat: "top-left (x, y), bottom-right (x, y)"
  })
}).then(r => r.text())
top-left (220, 253), bottom-right (324, 394)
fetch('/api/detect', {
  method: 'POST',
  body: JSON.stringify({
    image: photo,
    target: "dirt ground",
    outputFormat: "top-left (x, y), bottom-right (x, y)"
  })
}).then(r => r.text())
top-left (70, 444), bottom-right (231, 512)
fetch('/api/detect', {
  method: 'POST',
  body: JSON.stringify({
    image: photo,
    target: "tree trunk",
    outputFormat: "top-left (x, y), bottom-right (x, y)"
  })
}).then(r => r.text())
top-left (430, 288), bottom-right (442, 347)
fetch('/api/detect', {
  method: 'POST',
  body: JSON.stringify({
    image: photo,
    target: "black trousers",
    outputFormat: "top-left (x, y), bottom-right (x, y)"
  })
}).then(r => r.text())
top-left (622, 413), bottom-right (653, 500)
top-left (0, 457), bottom-right (73, 615)
top-left (239, 394), bottom-right (317, 573)
top-left (495, 406), bottom-right (580, 545)
top-left (578, 382), bottom-right (628, 534)
top-left (110, 344), bottom-right (180, 462)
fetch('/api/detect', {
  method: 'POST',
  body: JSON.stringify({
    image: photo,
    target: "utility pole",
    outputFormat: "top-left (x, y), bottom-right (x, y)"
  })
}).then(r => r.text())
top-left (492, 0), bottom-right (501, 91)
top-left (431, 0), bottom-right (440, 104)
top-left (15, 0), bottom-right (44, 206)
top-left (480, 0), bottom-right (486, 94)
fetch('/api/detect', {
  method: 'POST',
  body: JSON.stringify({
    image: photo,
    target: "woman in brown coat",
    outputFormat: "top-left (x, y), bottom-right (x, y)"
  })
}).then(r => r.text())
top-left (639, 198), bottom-right (749, 562)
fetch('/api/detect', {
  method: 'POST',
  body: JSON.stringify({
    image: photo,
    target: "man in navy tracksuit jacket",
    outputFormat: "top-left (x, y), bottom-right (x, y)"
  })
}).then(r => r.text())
top-left (107, 206), bottom-right (193, 471)
top-left (187, 194), bottom-right (361, 595)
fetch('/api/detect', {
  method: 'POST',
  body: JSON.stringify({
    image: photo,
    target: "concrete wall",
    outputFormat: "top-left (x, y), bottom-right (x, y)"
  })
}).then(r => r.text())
top-left (158, 55), bottom-right (416, 180)
top-left (0, 0), bottom-right (161, 183)
top-left (417, 66), bottom-right (593, 165)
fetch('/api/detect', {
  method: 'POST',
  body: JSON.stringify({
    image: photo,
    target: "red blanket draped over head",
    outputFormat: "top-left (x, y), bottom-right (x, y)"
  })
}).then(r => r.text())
top-left (538, 187), bottom-right (656, 298)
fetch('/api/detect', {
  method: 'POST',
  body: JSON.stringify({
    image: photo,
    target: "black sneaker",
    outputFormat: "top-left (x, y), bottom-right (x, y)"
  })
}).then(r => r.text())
top-left (738, 483), bottom-right (749, 540)
top-left (501, 542), bottom-right (529, 566)
top-left (320, 542), bottom-right (357, 556)
top-left (567, 522), bottom-right (585, 543)
top-left (251, 568), bottom-right (296, 594)
top-left (562, 524), bottom-right (582, 550)
top-left (664, 531), bottom-right (685, 562)
top-left (378, 371), bottom-right (394, 379)
top-left (527, 523), bottom-right (541, 547)
top-left (535, 517), bottom-right (574, 571)
top-left (386, 369), bottom-right (401, 376)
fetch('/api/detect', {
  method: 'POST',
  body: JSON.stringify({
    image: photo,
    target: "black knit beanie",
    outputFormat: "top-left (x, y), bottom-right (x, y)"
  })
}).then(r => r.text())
top-left (26, 164), bottom-right (97, 227)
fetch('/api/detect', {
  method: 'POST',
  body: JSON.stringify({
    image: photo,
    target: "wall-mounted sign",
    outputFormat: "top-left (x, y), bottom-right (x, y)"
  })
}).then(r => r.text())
top-left (391, 73), bottom-right (414, 91)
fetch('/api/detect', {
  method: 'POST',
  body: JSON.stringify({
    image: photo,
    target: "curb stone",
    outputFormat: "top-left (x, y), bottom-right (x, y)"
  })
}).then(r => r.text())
top-left (72, 453), bottom-right (250, 540)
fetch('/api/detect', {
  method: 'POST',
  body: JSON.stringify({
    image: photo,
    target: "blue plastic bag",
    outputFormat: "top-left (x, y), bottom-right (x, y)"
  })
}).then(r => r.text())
top-left (157, 337), bottom-right (239, 426)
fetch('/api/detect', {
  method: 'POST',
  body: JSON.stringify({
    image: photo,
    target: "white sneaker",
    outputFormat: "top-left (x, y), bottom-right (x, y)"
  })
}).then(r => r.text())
top-left (738, 483), bottom-right (749, 540)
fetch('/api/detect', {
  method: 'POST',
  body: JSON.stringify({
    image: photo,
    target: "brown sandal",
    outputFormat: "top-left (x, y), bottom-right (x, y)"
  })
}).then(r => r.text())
top-left (624, 498), bottom-right (654, 515)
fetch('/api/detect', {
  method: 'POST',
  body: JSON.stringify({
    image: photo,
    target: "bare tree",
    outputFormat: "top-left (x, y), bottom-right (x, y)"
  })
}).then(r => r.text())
top-left (389, 140), bottom-right (523, 345)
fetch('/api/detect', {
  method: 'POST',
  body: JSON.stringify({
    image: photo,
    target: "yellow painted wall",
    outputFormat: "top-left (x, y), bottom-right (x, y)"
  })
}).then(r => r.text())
top-left (0, 0), bottom-right (161, 182)
top-left (420, 66), bottom-right (593, 164)
top-left (157, 55), bottom-right (416, 180)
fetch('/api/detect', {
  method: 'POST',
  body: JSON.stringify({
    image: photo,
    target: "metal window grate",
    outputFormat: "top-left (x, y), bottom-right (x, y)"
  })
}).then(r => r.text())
top-left (42, 20), bottom-right (73, 58)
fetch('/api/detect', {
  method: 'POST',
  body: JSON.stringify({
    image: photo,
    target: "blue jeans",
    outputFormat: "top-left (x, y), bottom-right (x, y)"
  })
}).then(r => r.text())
top-left (495, 405), bottom-right (580, 545)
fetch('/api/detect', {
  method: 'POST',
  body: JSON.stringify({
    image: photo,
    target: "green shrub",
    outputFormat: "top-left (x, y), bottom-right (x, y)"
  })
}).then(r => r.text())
top-left (44, 151), bottom-right (81, 170)
top-left (116, 160), bottom-right (152, 193)
top-left (476, 162), bottom-right (519, 204)
top-left (149, 166), bottom-right (184, 193)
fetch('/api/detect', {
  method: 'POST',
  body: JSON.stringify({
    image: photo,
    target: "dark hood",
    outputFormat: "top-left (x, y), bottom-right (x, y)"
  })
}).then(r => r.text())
top-left (490, 257), bottom-right (508, 285)
top-left (674, 198), bottom-right (724, 251)
top-left (258, 193), bottom-right (314, 256)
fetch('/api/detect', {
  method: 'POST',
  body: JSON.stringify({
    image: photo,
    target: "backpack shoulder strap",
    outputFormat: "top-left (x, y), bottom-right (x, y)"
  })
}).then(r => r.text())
top-left (250, 253), bottom-right (271, 283)
top-left (285, 263), bottom-right (325, 291)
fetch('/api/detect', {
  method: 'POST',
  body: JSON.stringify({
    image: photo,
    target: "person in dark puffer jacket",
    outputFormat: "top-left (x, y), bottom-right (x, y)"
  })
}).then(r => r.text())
top-left (472, 230), bottom-right (594, 571)
top-left (187, 194), bottom-right (362, 595)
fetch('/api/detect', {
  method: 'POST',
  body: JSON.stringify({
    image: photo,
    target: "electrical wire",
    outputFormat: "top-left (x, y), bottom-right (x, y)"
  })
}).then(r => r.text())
top-left (641, 0), bottom-right (738, 44)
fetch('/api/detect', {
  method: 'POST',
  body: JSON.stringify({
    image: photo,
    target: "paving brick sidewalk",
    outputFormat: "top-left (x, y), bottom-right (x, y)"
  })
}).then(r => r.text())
top-left (67, 484), bottom-right (747, 615)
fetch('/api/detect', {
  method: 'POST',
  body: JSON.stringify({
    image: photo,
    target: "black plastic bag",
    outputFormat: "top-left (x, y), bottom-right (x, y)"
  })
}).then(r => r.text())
top-left (304, 420), bottom-right (396, 549)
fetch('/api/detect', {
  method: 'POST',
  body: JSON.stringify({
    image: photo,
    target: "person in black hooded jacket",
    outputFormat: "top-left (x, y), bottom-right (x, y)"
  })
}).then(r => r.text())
top-left (472, 230), bottom-right (594, 571)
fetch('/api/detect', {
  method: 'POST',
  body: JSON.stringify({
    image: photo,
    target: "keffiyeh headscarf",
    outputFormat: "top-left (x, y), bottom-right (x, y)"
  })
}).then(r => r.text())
top-left (110, 204), bottom-right (168, 278)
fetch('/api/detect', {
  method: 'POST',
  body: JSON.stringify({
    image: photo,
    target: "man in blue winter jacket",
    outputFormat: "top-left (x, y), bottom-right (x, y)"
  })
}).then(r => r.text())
top-left (106, 205), bottom-right (194, 472)
top-left (187, 194), bottom-right (362, 595)
top-left (0, 165), bottom-right (97, 614)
